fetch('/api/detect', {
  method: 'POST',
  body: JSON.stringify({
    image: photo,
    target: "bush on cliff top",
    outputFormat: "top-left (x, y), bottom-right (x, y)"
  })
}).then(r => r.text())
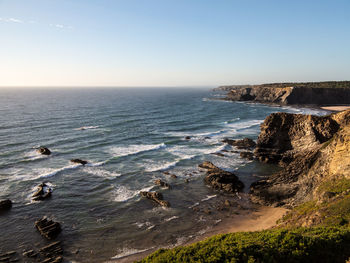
top-left (138, 227), bottom-right (350, 263)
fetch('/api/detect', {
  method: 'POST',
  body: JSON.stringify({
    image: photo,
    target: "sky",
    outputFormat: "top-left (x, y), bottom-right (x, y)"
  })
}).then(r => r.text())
top-left (0, 0), bottom-right (349, 87)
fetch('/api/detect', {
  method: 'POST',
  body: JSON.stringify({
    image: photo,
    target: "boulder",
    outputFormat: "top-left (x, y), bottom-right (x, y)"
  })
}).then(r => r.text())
top-left (38, 147), bottom-right (51, 155)
top-left (199, 161), bottom-right (244, 193)
top-left (154, 179), bottom-right (171, 189)
top-left (140, 191), bottom-right (170, 207)
top-left (32, 183), bottom-right (52, 201)
top-left (0, 199), bottom-right (12, 212)
top-left (185, 136), bottom-right (191, 140)
top-left (70, 159), bottom-right (88, 165)
top-left (240, 151), bottom-right (254, 160)
top-left (35, 217), bottom-right (61, 240)
top-left (222, 138), bottom-right (256, 149)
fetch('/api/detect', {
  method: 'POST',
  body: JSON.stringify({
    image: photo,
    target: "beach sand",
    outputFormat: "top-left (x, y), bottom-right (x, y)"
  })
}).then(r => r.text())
top-left (110, 206), bottom-right (288, 263)
top-left (320, 106), bottom-right (350, 112)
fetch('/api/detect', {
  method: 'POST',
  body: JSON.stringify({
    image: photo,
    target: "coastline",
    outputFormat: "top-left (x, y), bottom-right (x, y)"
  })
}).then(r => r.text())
top-left (111, 206), bottom-right (288, 263)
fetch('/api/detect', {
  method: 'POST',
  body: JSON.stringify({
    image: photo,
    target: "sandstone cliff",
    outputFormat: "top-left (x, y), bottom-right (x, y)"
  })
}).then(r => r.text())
top-left (217, 81), bottom-right (350, 105)
top-left (250, 110), bottom-right (350, 211)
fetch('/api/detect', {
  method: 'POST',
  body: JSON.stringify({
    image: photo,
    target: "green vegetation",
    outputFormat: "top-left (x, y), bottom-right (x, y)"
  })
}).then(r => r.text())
top-left (138, 227), bottom-right (350, 263)
top-left (317, 177), bottom-right (350, 195)
top-left (259, 81), bottom-right (350, 89)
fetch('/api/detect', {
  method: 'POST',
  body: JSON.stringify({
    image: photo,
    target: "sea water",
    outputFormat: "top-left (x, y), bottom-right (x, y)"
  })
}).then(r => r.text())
top-left (0, 88), bottom-right (328, 262)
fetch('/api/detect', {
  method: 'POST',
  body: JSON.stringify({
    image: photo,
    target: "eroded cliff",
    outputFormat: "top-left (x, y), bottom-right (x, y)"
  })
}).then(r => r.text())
top-left (250, 110), bottom-right (350, 217)
top-left (218, 81), bottom-right (350, 105)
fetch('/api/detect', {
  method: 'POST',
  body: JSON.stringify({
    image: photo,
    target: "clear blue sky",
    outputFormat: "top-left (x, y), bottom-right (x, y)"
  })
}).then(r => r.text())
top-left (0, 0), bottom-right (349, 87)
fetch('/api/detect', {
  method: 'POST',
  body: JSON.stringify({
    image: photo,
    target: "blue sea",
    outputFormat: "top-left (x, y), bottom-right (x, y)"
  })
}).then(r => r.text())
top-left (0, 88), bottom-right (327, 262)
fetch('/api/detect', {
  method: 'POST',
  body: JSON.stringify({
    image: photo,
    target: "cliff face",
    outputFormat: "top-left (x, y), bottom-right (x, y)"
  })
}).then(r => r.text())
top-left (220, 82), bottom-right (350, 105)
top-left (250, 110), bottom-right (350, 209)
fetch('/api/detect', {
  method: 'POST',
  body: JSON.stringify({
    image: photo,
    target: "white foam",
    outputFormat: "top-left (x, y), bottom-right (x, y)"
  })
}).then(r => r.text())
top-left (201, 195), bottom-right (217, 202)
top-left (30, 164), bottom-right (81, 180)
top-left (188, 202), bottom-right (199, 209)
top-left (164, 216), bottom-right (179, 222)
top-left (108, 143), bottom-right (166, 158)
top-left (84, 167), bottom-right (121, 179)
top-left (111, 247), bottom-right (152, 260)
top-left (144, 160), bottom-right (180, 172)
top-left (113, 185), bottom-right (154, 202)
top-left (225, 119), bottom-right (264, 130)
top-left (74, 126), bottom-right (99, 130)
top-left (23, 150), bottom-right (49, 161)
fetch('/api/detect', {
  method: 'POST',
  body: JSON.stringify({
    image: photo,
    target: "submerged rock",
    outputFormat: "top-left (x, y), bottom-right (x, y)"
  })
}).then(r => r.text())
top-left (32, 183), bottom-right (52, 201)
top-left (0, 199), bottom-right (12, 213)
top-left (154, 179), bottom-right (171, 189)
top-left (222, 138), bottom-right (256, 149)
top-left (240, 151), bottom-right (254, 160)
top-left (35, 217), bottom-right (61, 240)
top-left (70, 159), bottom-right (88, 165)
top-left (199, 161), bottom-right (244, 193)
top-left (140, 191), bottom-right (170, 207)
top-left (39, 241), bottom-right (63, 263)
top-left (38, 147), bottom-right (51, 155)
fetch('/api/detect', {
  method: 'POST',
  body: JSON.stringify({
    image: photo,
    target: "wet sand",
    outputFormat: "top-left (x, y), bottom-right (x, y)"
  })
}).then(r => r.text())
top-left (110, 206), bottom-right (288, 263)
top-left (320, 106), bottom-right (350, 112)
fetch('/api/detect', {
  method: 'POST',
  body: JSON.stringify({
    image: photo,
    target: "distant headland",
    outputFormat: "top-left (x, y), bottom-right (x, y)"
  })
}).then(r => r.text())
top-left (215, 81), bottom-right (350, 106)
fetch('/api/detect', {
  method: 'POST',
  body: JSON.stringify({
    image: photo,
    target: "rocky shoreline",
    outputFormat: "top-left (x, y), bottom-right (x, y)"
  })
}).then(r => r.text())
top-left (137, 107), bottom-right (350, 262)
top-left (216, 81), bottom-right (350, 105)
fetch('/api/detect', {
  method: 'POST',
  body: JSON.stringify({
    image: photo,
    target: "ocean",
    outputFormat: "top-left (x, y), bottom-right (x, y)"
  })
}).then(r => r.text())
top-left (0, 88), bottom-right (328, 262)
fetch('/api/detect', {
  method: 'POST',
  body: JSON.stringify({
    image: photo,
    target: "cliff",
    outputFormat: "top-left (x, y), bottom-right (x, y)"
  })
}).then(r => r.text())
top-left (251, 110), bottom-right (350, 217)
top-left (217, 81), bottom-right (350, 105)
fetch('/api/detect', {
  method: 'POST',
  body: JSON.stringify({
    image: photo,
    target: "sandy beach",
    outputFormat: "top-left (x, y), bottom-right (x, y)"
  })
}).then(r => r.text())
top-left (320, 106), bottom-right (350, 112)
top-left (113, 206), bottom-right (288, 263)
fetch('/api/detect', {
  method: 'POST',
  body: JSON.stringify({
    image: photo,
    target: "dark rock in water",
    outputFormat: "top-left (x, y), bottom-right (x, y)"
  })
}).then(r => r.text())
top-left (170, 174), bottom-right (177, 179)
top-left (199, 161), bottom-right (244, 193)
top-left (222, 138), bottom-right (256, 149)
top-left (35, 217), bottom-right (61, 240)
top-left (70, 159), bottom-right (88, 165)
top-left (185, 136), bottom-right (191, 140)
top-left (163, 171), bottom-right (170, 175)
top-left (23, 249), bottom-right (38, 258)
top-left (240, 151), bottom-right (254, 160)
top-left (0, 199), bottom-right (12, 212)
top-left (185, 179), bottom-right (189, 183)
top-left (140, 191), bottom-right (170, 207)
top-left (198, 161), bottom-right (217, 170)
top-left (204, 136), bottom-right (211, 139)
top-left (154, 179), bottom-right (171, 189)
top-left (32, 183), bottom-right (52, 201)
top-left (38, 147), bottom-right (51, 155)
top-left (211, 152), bottom-right (225, 157)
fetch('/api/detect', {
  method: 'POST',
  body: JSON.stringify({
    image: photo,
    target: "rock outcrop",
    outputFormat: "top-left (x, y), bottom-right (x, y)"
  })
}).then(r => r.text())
top-left (250, 110), bottom-right (350, 207)
top-left (32, 183), bottom-right (52, 201)
top-left (154, 179), bottom-right (171, 189)
top-left (38, 147), bottom-right (51, 155)
top-left (217, 81), bottom-right (350, 105)
top-left (222, 138), bottom-right (256, 149)
top-left (35, 217), bottom-right (61, 240)
top-left (199, 161), bottom-right (244, 193)
top-left (140, 191), bottom-right (170, 207)
top-left (0, 199), bottom-right (12, 213)
top-left (70, 159), bottom-right (88, 165)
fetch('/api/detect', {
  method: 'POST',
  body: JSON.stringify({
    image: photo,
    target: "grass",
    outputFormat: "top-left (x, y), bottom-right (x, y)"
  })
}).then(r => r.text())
top-left (138, 227), bottom-right (350, 263)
